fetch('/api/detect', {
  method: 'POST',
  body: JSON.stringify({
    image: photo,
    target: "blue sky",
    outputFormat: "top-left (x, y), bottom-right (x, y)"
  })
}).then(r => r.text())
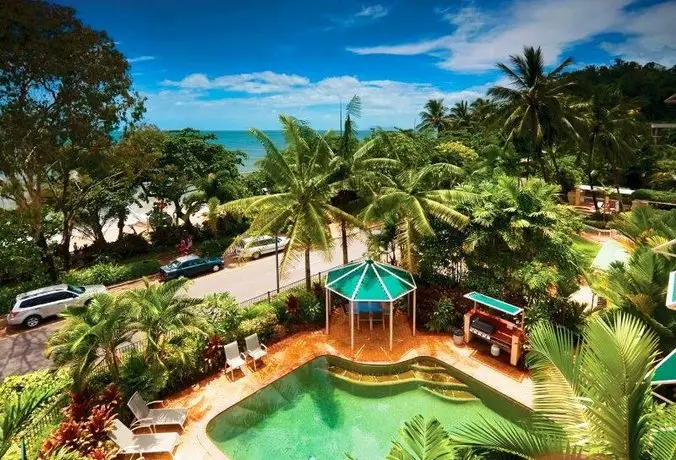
top-left (59, 0), bottom-right (676, 130)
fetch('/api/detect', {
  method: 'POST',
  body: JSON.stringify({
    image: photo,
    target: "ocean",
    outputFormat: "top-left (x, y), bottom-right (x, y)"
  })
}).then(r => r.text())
top-left (204, 130), bottom-right (372, 171)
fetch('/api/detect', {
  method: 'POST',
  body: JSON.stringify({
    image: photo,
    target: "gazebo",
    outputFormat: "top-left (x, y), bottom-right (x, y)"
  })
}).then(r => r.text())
top-left (324, 259), bottom-right (417, 351)
top-left (652, 348), bottom-right (676, 404)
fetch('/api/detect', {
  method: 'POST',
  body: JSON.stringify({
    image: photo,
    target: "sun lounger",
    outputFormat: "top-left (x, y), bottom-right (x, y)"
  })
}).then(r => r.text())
top-left (244, 333), bottom-right (268, 370)
top-left (224, 341), bottom-right (247, 379)
top-left (127, 392), bottom-right (188, 431)
top-left (108, 419), bottom-right (180, 459)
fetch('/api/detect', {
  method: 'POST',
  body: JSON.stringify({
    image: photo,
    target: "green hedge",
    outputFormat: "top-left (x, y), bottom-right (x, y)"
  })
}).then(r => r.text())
top-left (632, 189), bottom-right (676, 204)
top-left (61, 259), bottom-right (160, 286)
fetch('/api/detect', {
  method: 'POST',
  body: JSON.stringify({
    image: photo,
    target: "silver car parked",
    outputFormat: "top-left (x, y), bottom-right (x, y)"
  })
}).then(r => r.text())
top-left (7, 284), bottom-right (107, 328)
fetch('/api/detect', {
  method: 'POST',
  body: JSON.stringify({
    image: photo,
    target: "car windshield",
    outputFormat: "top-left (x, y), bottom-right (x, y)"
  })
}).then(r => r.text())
top-left (68, 285), bottom-right (85, 294)
top-left (167, 260), bottom-right (182, 269)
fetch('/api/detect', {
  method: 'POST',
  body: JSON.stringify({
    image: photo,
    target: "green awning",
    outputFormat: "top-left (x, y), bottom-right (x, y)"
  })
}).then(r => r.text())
top-left (652, 348), bottom-right (676, 385)
top-left (464, 291), bottom-right (523, 316)
top-left (325, 259), bottom-right (416, 301)
top-left (667, 270), bottom-right (676, 310)
top-left (591, 240), bottom-right (629, 271)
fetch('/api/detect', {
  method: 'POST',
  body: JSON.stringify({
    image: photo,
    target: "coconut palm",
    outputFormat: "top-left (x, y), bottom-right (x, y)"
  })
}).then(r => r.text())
top-left (220, 115), bottom-right (361, 289)
top-left (387, 415), bottom-right (457, 459)
top-left (417, 99), bottom-right (451, 133)
top-left (449, 312), bottom-right (676, 459)
top-left (489, 46), bottom-right (578, 180)
top-left (362, 163), bottom-right (471, 272)
top-left (124, 277), bottom-right (209, 363)
top-left (46, 293), bottom-right (132, 387)
top-left (448, 101), bottom-right (472, 127)
top-left (333, 95), bottom-right (399, 264)
top-left (0, 387), bottom-right (60, 458)
top-left (583, 88), bottom-right (642, 210)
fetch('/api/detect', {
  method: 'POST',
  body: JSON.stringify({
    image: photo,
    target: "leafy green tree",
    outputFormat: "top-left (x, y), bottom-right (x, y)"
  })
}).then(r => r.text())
top-left (124, 277), bottom-right (210, 363)
top-left (0, 386), bottom-right (60, 458)
top-left (449, 312), bottom-right (676, 460)
top-left (0, 210), bottom-right (46, 284)
top-left (456, 176), bottom-right (582, 306)
top-left (220, 116), bottom-right (360, 289)
top-left (46, 293), bottom-right (132, 387)
top-left (417, 99), bottom-right (451, 133)
top-left (0, 0), bottom-right (142, 278)
top-left (489, 46), bottom-right (578, 180)
top-left (143, 128), bottom-right (244, 232)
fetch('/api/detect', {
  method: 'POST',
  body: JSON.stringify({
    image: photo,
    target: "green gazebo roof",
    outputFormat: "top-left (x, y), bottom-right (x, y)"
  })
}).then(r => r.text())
top-left (652, 348), bottom-right (676, 385)
top-left (325, 259), bottom-right (416, 301)
top-left (464, 291), bottom-right (523, 316)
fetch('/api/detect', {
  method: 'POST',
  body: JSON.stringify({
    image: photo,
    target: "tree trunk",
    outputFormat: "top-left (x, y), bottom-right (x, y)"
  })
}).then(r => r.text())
top-left (613, 164), bottom-right (624, 212)
top-left (36, 230), bottom-right (58, 281)
top-left (117, 208), bottom-right (126, 240)
top-left (91, 219), bottom-right (106, 247)
top-left (340, 219), bottom-right (348, 265)
top-left (588, 136), bottom-right (599, 212)
top-left (61, 218), bottom-right (72, 271)
top-left (304, 247), bottom-right (311, 291)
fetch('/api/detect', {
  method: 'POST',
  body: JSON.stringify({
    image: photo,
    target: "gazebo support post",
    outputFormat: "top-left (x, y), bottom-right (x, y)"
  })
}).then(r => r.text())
top-left (412, 289), bottom-right (416, 336)
top-left (350, 301), bottom-right (354, 351)
top-left (389, 301), bottom-right (394, 350)
top-left (325, 289), bottom-right (330, 334)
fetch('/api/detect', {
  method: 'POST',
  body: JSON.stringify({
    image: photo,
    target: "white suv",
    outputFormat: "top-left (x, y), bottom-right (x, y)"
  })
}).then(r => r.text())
top-left (7, 284), bottom-right (107, 328)
top-left (234, 236), bottom-right (290, 259)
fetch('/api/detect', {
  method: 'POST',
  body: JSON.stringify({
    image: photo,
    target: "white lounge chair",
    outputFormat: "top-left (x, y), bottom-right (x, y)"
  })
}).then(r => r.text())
top-left (244, 333), bottom-right (268, 370)
top-left (224, 341), bottom-right (247, 379)
top-left (108, 419), bottom-right (180, 459)
top-left (127, 392), bottom-right (188, 432)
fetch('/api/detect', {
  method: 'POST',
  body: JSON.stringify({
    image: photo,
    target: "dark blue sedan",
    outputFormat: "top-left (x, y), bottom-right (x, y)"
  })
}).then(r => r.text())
top-left (159, 254), bottom-right (224, 280)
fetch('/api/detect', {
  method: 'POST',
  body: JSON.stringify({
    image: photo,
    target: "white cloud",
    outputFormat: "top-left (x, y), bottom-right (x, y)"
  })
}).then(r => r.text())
top-left (146, 73), bottom-right (492, 129)
top-left (600, 1), bottom-right (676, 66)
top-left (128, 55), bottom-right (155, 63)
top-left (355, 5), bottom-right (388, 19)
top-left (162, 71), bottom-right (310, 94)
top-left (348, 0), bottom-right (675, 71)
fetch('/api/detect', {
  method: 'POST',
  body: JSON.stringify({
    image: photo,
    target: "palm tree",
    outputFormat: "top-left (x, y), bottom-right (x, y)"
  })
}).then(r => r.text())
top-left (362, 163), bottom-right (471, 272)
top-left (583, 88), bottom-right (642, 210)
top-left (448, 101), bottom-right (471, 127)
top-left (449, 312), bottom-right (676, 459)
top-left (47, 293), bottom-right (132, 386)
top-left (417, 99), bottom-right (451, 133)
top-left (124, 277), bottom-right (209, 363)
top-left (611, 207), bottom-right (676, 247)
top-left (0, 387), bottom-right (60, 458)
top-left (387, 415), bottom-right (457, 459)
top-left (220, 115), bottom-right (361, 289)
top-left (489, 46), bottom-right (578, 180)
top-left (469, 98), bottom-right (496, 125)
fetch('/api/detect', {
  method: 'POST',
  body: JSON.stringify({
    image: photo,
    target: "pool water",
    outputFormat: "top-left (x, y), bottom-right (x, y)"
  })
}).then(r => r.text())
top-left (207, 356), bottom-right (525, 459)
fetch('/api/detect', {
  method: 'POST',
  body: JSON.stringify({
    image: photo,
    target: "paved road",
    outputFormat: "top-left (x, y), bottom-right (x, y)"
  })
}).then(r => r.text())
top-left (0, 235), bottom-right (368, 380)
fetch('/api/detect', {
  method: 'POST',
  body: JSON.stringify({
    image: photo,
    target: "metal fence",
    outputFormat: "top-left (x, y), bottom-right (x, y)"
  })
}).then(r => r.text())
top-left (19, 393), bottom-right (69, 458)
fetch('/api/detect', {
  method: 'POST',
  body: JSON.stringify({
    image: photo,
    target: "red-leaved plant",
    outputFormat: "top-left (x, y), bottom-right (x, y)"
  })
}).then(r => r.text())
top-left (42, 385), bottom-right (120, 458)
top-left (203, 335), bottom-right (225, 371)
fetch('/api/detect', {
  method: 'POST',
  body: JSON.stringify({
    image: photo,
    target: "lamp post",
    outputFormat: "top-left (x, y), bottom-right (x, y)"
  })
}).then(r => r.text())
top-left (275, 233), bottom-right (280, 293)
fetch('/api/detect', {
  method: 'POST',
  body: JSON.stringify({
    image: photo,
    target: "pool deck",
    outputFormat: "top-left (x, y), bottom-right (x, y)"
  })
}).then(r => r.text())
top-left (162, 310), bottom-right (532, 459)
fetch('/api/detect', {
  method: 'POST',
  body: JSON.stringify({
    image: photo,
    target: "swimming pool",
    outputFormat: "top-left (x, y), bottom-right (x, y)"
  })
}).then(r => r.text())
top-left (207, 356), bottom-right (528, 459)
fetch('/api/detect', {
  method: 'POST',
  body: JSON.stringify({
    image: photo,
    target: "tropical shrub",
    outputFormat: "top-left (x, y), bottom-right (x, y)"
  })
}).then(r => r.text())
top-left (194, 236), bottom-right (233, 257)
top-left (632, 189), bottom-right (676, 204)
top-left (62, 259), bottom-right (160, 286)
top-left (163, 334), bottom-right (209, 392)
top-left (118, 352), bottom-right (169, 401)
top-left (0, 368), bottom-right (70, 413)
top-left (195, 293), bottom-right (242, 339)
top-left (236, 311), bottom-right (278, 344)
top-left (434, 141), bottom-right (478, 165)
top-left (426, 297), bottom-right (464, 333)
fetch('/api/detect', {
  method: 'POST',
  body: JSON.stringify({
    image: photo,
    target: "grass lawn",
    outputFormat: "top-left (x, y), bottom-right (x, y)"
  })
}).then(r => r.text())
top-left (572, 235), bottom-right (601, 270)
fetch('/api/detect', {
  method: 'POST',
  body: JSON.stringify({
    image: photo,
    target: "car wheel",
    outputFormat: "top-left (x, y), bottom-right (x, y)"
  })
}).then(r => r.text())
top-left (212, 264), bottom-right (220, 272)
top-left (24, 315), bottom-right (41, 329)
top-left (252, 251), bottom-right (262, 260)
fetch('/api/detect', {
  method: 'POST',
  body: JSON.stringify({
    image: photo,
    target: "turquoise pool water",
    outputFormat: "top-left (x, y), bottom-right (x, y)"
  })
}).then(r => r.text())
top-left (207, 356), bottom-right (525, 459)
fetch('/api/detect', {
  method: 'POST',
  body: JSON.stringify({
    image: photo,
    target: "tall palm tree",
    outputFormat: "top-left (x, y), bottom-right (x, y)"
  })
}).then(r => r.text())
top-left (362, 162), bottom-right (470, 272)
top-left (47, 293), bottom-right (132, 386)
top-left (220, 115), bottom-right (361, 289)
top-left (448, 101), bottom-right (471, 127)
top-left (417, 99), bottom-right (451, 133)
top-left (489, 46), bottom-right (578, 180)
top-left (583, 88), bottom-right (642, 210)
top-left (0, 387), bottom-right (60, 458)
top-left (124, 277), bottom-right (209, 363)
top-left (449, 312), bottom-right (676, 459)
top-left (469, 98), bottom-right (496, 125)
